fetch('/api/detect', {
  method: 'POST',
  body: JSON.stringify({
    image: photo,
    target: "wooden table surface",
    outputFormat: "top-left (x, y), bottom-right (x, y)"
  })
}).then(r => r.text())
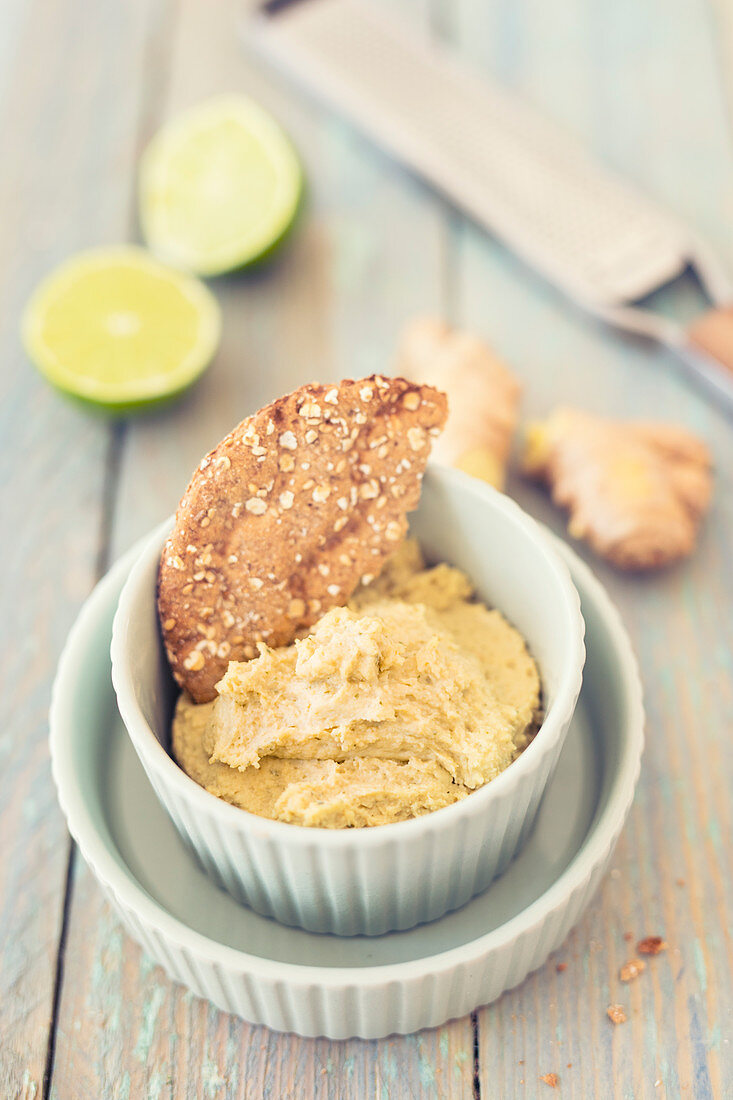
top-left (2, 0), bottom-right (732, 1096)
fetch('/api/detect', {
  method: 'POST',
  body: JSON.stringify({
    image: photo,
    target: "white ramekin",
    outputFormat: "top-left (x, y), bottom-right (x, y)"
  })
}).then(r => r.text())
top-left (111, 465), bottom-right (585, 936)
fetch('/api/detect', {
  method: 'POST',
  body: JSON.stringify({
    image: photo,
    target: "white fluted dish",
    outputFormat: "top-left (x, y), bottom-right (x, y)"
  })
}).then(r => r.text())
top-left (50, 527), bottom-right (643, 1039)
top-left (109, 468), bottom-right (585, 936)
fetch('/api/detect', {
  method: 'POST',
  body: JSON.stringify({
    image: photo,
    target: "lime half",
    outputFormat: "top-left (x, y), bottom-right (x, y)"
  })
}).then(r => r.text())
top-left (22, 247), bottom-right (221, 412)
top-left (139, 95), bottom-right (303, 276)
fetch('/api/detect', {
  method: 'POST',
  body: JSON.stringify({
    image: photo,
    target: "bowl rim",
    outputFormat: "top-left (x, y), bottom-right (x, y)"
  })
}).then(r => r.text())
top-left (51, 527), bottom-right (643, 985)
top-left (109, 466), bottom-right (586, 848)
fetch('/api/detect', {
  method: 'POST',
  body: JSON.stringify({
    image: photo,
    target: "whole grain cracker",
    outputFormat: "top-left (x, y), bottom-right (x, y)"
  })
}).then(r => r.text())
top-left (158, 375), bottom-right (447, 701)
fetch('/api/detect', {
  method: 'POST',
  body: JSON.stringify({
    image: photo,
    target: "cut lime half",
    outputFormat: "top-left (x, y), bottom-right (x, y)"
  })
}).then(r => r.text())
top-left (22, 247), bottom-right (221, 412)
top-left (139, 95), bottom-right (303, 276)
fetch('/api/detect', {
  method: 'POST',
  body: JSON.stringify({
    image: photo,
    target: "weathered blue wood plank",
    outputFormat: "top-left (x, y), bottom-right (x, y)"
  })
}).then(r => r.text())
top-left (448, 0), bottom-right (733, 1096)
top-left (48, 1), bottom-right (477, 1097)
top-left (0, 0), bottom-right (165, 1095)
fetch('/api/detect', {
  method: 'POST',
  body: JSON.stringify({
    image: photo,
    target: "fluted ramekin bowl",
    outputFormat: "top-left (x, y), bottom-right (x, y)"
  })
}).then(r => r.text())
top-left (111, 465), bottom-right (585, 936)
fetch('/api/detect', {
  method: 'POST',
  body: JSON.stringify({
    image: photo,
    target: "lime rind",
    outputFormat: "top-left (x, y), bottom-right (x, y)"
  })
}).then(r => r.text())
top-left (139, 95), bottom-right (303, 277)
top-left (22, 246), bottom-right (221, 411)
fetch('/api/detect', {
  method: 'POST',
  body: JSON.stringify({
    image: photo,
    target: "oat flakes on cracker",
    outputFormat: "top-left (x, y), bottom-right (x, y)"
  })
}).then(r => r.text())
top-left (158, 375), bottom-right (447, 701)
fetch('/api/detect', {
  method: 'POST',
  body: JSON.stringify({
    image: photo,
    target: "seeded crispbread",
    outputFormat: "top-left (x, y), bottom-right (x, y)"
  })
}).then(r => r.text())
top-left (157, 375), bottom-right (448, 701)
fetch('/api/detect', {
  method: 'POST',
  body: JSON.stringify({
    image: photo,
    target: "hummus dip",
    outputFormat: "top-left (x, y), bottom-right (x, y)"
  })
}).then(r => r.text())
top-left (172, 541), bottom-right (541, 828)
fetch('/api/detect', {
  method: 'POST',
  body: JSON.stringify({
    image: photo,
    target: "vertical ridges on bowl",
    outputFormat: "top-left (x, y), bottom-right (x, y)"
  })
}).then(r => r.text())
top-left (112, 469), bottom-right (586, 936)
top-left (137, 715), bottom-right (573, 935)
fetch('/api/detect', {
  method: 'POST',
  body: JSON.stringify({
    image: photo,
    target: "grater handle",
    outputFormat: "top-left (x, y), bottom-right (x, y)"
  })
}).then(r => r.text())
top-left (596, 246), bottom-right (733, 411)
top-left (685, 308), bottom-right (733, 378)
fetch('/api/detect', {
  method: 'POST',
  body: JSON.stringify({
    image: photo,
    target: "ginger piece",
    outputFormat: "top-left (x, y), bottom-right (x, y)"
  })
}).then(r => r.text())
top-left (523, 407), bottom-right (712, 571)
top-left (394, 317), bottom-right (521, 489)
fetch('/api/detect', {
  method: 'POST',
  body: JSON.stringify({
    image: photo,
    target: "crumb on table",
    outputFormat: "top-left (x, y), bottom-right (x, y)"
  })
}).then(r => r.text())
top-left (619, 958), bottom-right (646, 982)
top-left (637, 936), bottom-right (668, 956)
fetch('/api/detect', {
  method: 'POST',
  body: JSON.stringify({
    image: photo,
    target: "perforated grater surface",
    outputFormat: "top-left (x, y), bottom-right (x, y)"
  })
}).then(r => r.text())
top-left (250, 0), bottom-right (733, 408)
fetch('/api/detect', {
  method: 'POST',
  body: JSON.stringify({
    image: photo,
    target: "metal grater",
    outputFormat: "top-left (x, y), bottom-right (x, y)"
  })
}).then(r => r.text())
top-left (249, 0), bottom-right (733, 409)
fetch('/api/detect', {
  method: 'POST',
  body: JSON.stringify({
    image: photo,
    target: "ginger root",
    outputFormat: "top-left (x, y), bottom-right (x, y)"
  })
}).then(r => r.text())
top-left (522, 407), bottom-right (712, 570)
top-left (395, 317), bottom-right (521, 489)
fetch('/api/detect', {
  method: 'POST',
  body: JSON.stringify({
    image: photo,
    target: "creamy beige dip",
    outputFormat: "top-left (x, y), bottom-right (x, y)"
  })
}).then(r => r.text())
top-left (172, 541), bottom-right (541, 828)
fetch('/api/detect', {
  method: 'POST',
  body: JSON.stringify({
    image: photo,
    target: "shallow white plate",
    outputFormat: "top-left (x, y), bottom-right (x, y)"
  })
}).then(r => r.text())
top-left (50, 534), bottom-right (643, 1039)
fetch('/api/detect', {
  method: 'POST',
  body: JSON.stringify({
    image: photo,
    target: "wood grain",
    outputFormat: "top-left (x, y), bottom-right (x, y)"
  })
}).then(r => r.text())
top-left (0, 0), bottom-right (165, 1095)
top-left (448, 0), bottom-right (733, 1096)
top-left (48, 0), bottom-right (476, 1097)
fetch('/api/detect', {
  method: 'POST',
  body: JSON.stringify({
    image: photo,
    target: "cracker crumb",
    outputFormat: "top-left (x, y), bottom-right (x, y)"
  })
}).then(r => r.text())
top-left (620, 958), bottom-right (646, 982)
top-left (540, 1073), bottom-right (559, 1088)
top-left (607, 1004), bottom-right (627, 1024)
top-left (637, 936), bottom-right (667, 956)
